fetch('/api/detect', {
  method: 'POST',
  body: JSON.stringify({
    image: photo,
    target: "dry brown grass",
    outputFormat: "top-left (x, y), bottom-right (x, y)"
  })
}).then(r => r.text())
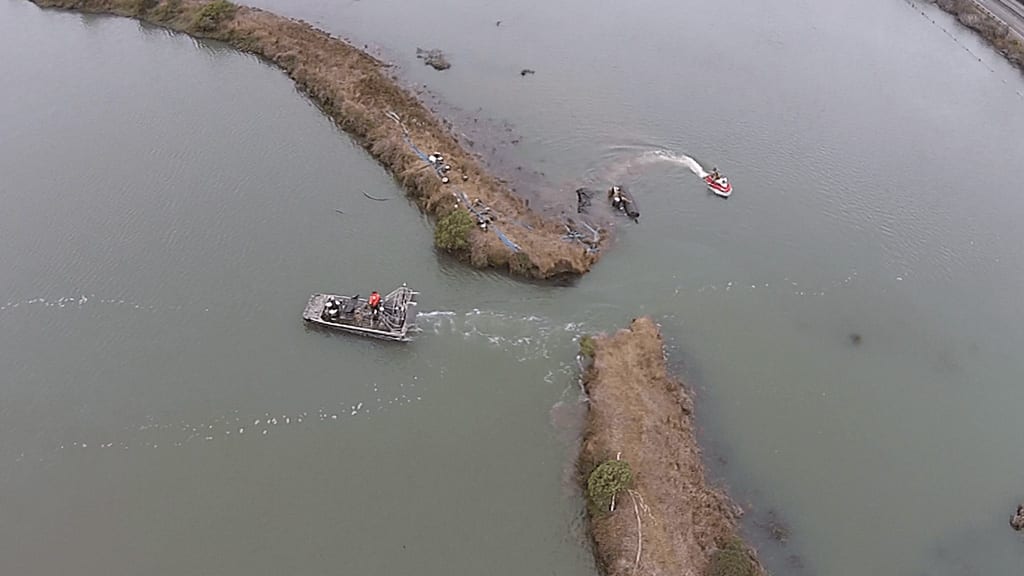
top-left (579, 318), bottom-right (764, 576)
top-left (30, 0), bottom-right (602, 279)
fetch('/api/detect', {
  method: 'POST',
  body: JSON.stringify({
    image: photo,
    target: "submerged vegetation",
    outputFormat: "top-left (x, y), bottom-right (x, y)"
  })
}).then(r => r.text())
top-left (415, 48), bottom-right (451, 71)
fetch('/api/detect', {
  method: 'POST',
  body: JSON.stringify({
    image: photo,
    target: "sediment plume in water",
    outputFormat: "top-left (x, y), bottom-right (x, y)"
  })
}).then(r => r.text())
top-left (29, 0), bottom-right (604, 279)
top-left (578, 317), bottom-right (764, 576)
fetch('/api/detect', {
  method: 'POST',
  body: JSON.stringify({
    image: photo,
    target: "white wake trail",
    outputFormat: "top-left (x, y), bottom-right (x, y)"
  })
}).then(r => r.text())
top-left (647, 150), bottom-right (708, 178)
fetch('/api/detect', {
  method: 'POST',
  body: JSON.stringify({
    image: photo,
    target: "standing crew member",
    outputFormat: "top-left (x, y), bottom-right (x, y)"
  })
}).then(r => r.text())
top-left (368, 291), bottom-right (382, 317)
top-left (609, 186), bottom-right (628, 210)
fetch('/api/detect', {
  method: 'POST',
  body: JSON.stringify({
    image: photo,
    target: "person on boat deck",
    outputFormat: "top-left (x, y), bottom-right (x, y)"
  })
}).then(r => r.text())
top-left (709, 167), bottom-right (720, 181)
top-left (323, 298), bottom-right (338, 320)
top-left (610, 186), bottom-right (628, 208)
top-left (368, 291), bottom-right (382, 316)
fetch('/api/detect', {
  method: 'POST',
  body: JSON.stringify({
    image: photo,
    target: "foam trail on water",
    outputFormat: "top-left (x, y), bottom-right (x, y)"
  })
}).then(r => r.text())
top-left (648, 150), bottom-right (708, 178)
top-left (413, 308), bottom-right (586, 361)
top-left (0, 295), bottom-right (163, 314)
top-left (600, 148), bottom-right (709, 185)
top-left (417, 310), bottom-right (456, 318)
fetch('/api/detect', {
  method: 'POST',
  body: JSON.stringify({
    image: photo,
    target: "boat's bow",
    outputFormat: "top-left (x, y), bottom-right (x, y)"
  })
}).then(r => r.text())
top-left (705, 175), bottom-right (732, 197)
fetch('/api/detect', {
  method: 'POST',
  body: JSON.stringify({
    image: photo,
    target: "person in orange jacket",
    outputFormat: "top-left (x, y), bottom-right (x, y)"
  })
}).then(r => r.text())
top-left (368, 291), bottom-right (382, 317)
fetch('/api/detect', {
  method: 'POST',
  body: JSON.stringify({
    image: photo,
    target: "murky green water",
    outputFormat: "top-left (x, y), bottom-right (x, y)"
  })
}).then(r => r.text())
top-left (3, 0), bottom-right (1024, 574)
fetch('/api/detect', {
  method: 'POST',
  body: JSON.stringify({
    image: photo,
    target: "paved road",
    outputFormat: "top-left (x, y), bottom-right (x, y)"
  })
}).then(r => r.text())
top-left (972, 0), bottom-right (1024, 40)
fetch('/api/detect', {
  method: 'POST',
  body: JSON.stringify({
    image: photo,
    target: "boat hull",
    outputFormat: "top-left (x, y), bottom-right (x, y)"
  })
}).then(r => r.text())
top-left (705, 175), bottom-right (732, 198)
top-left (302, 288), bottom-right (417, 342)
top-left (303, 315), bottom-right (412, 342)
top-left (607, 186), bottom-right (640, 220)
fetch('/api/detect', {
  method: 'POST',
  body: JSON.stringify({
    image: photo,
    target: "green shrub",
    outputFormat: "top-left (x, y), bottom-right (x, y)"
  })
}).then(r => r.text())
top-left (190, 0), bottom-right (236, 32)
top-left (706, 539), bottom-right (756, 576)
top-left (587, 459), bottom-right (632, 511)
top-left (434, 209), bottom-right (474, 252)
top-left (579, 335), bottom-right (597, 358)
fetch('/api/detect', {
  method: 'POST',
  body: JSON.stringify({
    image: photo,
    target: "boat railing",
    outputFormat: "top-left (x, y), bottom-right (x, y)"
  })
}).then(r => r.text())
top-left (376, 286), bottom-right (418, 332)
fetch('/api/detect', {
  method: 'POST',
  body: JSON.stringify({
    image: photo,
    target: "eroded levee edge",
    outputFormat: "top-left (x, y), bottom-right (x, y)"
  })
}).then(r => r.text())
top-left (578, 317), bottom-right (766, 576)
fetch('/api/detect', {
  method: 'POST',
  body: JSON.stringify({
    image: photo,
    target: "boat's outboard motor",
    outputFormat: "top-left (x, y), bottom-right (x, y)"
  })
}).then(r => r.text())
top-left (608, 186), bottom-right (639, 221)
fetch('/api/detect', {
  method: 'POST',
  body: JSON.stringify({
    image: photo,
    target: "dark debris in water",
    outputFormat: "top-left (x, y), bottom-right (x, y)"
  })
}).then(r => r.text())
top-left (416, 48), bottom-right (450, 71)
top-left (754, 509), bottom-right (791, 544)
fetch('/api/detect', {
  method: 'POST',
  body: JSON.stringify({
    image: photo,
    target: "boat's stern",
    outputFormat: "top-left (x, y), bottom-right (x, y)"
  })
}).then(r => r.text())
top-left (706, 176), bottom-right (732, 197)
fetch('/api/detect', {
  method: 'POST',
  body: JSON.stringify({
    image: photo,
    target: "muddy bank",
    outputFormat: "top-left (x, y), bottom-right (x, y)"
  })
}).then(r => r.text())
top-left (30, 0), bottom-right (603, 279)
top-left (928, 0), bottom-right (1024, 69)
top-left (578, 317), bottom-right (764, 576)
